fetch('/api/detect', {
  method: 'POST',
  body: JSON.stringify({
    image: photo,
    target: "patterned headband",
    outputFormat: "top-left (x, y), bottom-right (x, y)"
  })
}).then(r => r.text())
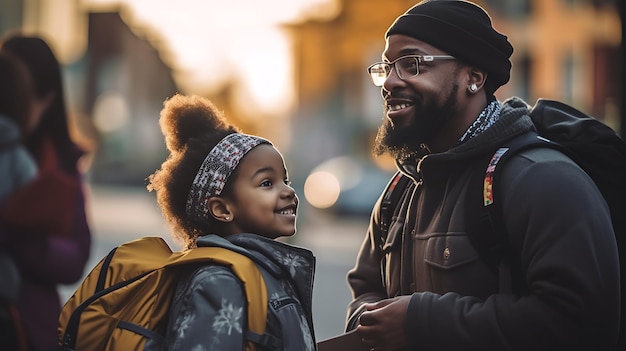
top-left (185, 133), bottom-right (271, 223)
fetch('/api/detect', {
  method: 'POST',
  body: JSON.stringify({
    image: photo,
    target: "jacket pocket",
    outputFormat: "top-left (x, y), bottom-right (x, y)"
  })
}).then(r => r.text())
top-left (424, 234), bottom-right (479, 269)
top-left (423, 234), bottom-right (497, 295)
top-left (268, 296), bottom-right (314, 351)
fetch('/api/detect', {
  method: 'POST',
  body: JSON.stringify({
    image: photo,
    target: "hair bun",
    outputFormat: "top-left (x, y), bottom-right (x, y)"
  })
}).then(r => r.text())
top-left (159, 94), bottom-right (231, 153)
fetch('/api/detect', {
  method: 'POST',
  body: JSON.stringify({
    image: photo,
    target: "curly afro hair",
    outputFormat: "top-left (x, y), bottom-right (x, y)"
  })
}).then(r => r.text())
top-left (147, 94), bottom-right (239, 248)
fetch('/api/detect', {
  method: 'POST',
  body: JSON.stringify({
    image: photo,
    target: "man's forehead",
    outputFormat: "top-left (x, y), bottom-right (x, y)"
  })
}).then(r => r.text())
top-left (382, 35), bottom-right (446, 59)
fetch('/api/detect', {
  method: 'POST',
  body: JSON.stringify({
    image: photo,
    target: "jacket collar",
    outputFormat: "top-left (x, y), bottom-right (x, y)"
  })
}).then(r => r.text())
top-left (196, 233), bottom-right (316, 312)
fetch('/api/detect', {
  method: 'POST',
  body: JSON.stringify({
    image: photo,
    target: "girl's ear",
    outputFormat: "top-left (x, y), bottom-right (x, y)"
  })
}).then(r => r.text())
top-left (207, 197), bottom-right (233, 222)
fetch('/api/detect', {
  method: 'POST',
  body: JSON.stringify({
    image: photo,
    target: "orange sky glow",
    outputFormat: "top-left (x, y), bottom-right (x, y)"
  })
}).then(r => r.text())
top-left (84, 0), bottom-right (339, 116)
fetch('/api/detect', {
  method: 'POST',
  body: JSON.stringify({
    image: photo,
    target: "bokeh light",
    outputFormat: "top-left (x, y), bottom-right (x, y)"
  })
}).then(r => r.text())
top-left (92, 91), bottom-right (130, 133)
top-left (304, 171), bottom-right (340, 209)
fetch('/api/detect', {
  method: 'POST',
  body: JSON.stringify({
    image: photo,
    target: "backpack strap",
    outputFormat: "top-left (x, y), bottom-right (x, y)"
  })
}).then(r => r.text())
top-left (194, 236), bottom-right (285, 350)
top-left (467, 131), bottom-right (562, 293)
top-left (378, 171), bottom-right (411, 248)
top-left (170, 246), bottom-right (269, 350)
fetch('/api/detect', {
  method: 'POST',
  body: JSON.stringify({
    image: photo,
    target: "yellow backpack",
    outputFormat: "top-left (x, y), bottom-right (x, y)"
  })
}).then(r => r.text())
top-left (58, 236), bottom-right (268, 351)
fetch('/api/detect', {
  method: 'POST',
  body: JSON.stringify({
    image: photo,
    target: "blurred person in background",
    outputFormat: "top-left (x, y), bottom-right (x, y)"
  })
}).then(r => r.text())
top-left (345, 0), bottom-right (620, 350)
top-left (0, 34), bottom-right (92, 351)
top-left (0, 51), bottom-right (38, 351)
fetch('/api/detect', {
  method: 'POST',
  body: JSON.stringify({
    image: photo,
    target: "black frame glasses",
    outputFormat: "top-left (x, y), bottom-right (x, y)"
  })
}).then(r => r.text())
top-left (367, 55), bottom-right (456, 86)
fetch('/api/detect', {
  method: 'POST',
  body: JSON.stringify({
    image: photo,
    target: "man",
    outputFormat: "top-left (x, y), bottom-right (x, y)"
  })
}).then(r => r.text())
top-left (345, 1), bottom-right (620, 350)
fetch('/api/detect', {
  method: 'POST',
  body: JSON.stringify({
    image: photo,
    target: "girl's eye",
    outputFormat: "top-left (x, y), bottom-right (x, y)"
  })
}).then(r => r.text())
top-left (260, 180), bottom-right (272, 187)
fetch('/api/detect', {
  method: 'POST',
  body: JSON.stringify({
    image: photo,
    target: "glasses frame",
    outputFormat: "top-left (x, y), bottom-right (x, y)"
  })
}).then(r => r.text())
top-left (367, 55), bottom-right (456, 86)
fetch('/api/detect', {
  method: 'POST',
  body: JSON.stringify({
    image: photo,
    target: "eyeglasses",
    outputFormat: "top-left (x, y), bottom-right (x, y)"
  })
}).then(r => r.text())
top-left (367, 55), bottom-right (456, 86)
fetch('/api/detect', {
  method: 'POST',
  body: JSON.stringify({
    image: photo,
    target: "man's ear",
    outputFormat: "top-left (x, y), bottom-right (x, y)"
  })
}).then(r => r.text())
top-left (467, 67), bottom-right (487, 93)
top-left (207, 197), bottom-right (233, 222)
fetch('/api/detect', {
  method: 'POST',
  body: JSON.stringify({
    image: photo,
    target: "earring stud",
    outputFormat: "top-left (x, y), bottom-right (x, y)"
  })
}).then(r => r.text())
top-left (470, 83), bottom-right (478, 92)
top-left (225, 216), bottom-right (230, 221)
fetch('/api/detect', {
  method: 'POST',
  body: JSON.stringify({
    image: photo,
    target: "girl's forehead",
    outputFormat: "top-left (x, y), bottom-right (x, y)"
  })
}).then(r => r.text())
top-left (237, 144), bottom-right (286, 174)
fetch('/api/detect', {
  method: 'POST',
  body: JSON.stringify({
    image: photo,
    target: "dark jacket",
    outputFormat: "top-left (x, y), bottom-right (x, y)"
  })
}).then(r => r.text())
top-left (346, 97), bottom-right (620, 350)
top-left (162, 233), bottom-right (316, 351)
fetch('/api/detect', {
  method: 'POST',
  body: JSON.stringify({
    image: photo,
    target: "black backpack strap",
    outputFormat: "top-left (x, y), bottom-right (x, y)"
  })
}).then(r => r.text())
top-left (467, 131), bottom-right (561, 293)
top-left (378, 171), bottom-right (411, 249)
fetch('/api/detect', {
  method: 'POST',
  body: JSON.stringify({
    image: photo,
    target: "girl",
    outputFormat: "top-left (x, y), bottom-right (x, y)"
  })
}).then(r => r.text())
top-left (147, 94), bottom-right (316, 350)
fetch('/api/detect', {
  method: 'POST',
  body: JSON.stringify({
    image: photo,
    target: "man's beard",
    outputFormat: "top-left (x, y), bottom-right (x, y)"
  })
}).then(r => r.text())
top-left (373, 83), bottom-right (459, 161)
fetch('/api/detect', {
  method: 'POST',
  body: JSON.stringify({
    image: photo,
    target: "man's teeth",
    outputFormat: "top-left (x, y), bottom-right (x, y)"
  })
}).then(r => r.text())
top-left (389, 103), bottom-right (411, 111)
top-left (279, 209), bottom-right (295, 215)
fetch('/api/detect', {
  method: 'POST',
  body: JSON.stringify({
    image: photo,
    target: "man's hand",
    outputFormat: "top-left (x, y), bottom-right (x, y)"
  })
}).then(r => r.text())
top-left (356, 295), bottom-right (412, 351)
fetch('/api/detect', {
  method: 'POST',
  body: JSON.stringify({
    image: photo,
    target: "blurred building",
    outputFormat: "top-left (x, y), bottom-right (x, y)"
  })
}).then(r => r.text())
top-left (84, 11), bottom-right (177, 185)
top-left (483, 0), bottom-right (621, 131)
top-left (1, 0), bottom-right (623, 213)
top-left (0, 0), bottom-right (24, 34)
top-left (0, 0), bottom-right (177, 185)
top-left (0, 0), bottom-right (258, 186)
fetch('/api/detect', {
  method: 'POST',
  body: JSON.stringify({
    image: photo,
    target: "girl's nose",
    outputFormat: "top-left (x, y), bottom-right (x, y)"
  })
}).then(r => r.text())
top-left (283, 185), bottom-right (297, 199)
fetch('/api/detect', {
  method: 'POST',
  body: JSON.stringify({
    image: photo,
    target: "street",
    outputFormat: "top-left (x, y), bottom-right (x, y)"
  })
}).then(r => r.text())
top-left (58, 185), bottom-right (368, 341)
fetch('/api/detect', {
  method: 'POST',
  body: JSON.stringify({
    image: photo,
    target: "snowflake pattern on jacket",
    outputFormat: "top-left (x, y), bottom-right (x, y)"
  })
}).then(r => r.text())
top-left (213, 298), bottom-right (243, 335)
top-left (162, 233), bottom-right (316, 351)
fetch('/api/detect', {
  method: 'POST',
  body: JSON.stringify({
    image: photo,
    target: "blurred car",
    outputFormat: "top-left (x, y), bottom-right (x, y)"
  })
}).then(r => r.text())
top-left (304, 156), bottom-right (394, 217)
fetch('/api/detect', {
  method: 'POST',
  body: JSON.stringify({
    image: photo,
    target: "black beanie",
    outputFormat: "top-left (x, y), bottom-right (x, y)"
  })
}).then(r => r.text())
top-left (386, 0), bottom-right (513, 92)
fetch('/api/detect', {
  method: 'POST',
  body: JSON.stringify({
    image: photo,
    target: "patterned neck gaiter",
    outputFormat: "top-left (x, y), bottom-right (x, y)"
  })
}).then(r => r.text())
top-left (457, 99), bottom-right (502, 145)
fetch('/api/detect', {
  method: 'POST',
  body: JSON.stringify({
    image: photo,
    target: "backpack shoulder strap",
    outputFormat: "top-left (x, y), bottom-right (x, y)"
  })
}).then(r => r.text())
top-left (170, 244), bottom-right (270, 350)
top-left (467, 131), bottom-right (561, 293)
top-left (379, 171), bottom-right (411, 246)
top-left (482, 131), bottom-right (560, 206)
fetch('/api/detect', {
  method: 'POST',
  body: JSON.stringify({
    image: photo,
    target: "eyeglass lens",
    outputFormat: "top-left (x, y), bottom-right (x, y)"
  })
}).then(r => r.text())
top-left (369, 57), bottom-right (419, 86)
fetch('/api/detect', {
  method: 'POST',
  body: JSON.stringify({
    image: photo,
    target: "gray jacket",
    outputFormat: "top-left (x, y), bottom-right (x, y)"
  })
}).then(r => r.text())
top-left (162, 233), bottom-right (316, 351)
top-left (347, 97), bottom-right (620, 350)
top-left (0, 114), bottom-right (36, 201)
